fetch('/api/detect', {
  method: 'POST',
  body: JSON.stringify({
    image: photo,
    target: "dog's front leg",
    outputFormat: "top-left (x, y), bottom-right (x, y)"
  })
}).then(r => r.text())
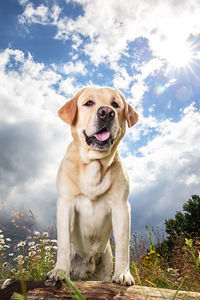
top-left (112, 202), bottom-right (135, 286)
top-left (47, 197), bottom-right (75, 281)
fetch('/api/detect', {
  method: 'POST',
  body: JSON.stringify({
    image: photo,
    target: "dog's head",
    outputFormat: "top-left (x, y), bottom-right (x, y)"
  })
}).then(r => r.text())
top-left (58, 87), bottom-right (138, 157)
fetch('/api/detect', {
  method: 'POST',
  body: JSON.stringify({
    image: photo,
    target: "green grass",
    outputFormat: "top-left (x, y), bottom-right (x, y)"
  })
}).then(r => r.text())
top-left (0, 225), bottom-right (200, 298)
top-left (0, 229), bottom-right (57, 280)
top-left (62, 273), bottom-right (85, 300)
top-left (130, 230), bottom-right (200, 293)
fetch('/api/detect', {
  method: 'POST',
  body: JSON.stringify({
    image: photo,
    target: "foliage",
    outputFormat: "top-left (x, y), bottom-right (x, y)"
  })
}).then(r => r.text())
top-left (156, 195), bottom-right (200, 263)
top-left (0, 195), bottom-right (200, 295)
top-left (0, 229), bottom-right (57, 280)
top-left (165, 195), bottom-right (200, 239)
top-left (131, 230), bottom-right (200, 292)
top-left (62, 273), bottom-right (85, 300)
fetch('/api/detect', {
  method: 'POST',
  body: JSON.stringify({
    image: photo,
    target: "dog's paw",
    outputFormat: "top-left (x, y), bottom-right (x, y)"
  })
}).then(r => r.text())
top-left (112, 271), bottom-right (135, 286)
top-left (47, 268), bottom-right (70, 281)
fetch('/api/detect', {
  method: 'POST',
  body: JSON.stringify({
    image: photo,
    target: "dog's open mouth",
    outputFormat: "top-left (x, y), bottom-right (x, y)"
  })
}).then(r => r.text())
top-left (93, 128), bottom-right (110, 141)
top-left (84, 128), bottom-right (114, 150)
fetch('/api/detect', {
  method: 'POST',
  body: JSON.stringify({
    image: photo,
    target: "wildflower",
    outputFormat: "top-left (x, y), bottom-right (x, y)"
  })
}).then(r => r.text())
top-left (45, 246), bottom-right (51, 251)
top-left (34, 231), bottom-right (40, 236)
top-left (148, 250), bottom-right (156, 255)
top-left (44, 239), bottom-right (50, 244)
top-left (29, 251), bottom-right (36, 256)
top-left (17, 241), bottom-right (26, 247)
top-left (9, 253), bottom-right (14, 256)
top-left (3, 262), bottom-right (7, 267)
top-left (43, 232), bottom-right (49, 238)
top-left (51, 239), bottom-right (57, 244)
top-left (29, 246), bottom-right (36, 251)
top-left (6, 238), bottom-right (12, 242)
top-left (0, 235), bottom-right (5, 244)
top-left (0, 229), bottom-right (3, 233)
top-left (28, 241), bottom-right (35, 247)
top-left (11, 268), bottom-right (16, 273)
top-left (17, 255), bottom-right (24, 265)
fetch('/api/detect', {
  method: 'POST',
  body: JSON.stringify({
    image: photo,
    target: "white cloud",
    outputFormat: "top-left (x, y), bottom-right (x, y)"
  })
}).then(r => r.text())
top-left (59, 76), bottom-right (77, 97)
top-left (112, 65), bottom-right (132, 90)
top-left (18, 1), bottom-right (200, 69)
top-left (18, 0), bottom-right (28, 5)
top-left (129, 58), bottom-right (164, 109)
top-left (0, 48), bottom-right (24, 70)
top-left (123, 104), bottom-right (200, 232)
top-left (56, 0), bottom-right (200, 65)
top-left (19, 3), bottom-right (50, 24)
top-left (19, 3), bottom-right (61, 25)
top-left (17, 0), bottom-right (200, 108)
top-left (71, 34), bottom-right (83, 50)
top-left (0, 48), bottom-right (72, 224)
top-left (130, 81), bottom-right (148, 110)
top-left (62, 61), bottom-right (86, 75)
top-left (0, 47), bottom-right (199, 234)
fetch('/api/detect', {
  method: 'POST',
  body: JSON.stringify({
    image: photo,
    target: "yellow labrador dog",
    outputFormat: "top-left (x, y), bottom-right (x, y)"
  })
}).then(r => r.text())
top-left (47, 86), bottom-right (138, 285)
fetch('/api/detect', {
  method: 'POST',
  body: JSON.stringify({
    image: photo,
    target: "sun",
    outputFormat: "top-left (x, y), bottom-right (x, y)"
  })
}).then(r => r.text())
top-left (161, 39), bottom-right (194, 68)
top-left (166, 42), bottom-right (193, 68)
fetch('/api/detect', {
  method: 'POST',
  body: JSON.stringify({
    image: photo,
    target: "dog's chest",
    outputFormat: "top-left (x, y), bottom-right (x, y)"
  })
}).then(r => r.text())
top-left (78, 161), bottom-right (111, 199)
top-left (74, 194), bottom-right (112, 251)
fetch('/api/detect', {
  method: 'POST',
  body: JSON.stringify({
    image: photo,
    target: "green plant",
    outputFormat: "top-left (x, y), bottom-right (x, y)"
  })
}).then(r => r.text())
top-left (146, 226), bottom-right (156, 251)
top-left (0, 229), bottom-right (57, 280)
top-left (165, 195), bottom-right (200, 240)
top-left (62, 273), bottom-right (85, 300)
top-left (184, 238), bottom-right (200, 270)
top-left (10, 231), bottom-right (57, 280)
top-left (13, 293), bottom-right (26, 300)
top-left (1, 199), bottom-right (200, 294)
top-left (132, 260), bottom-right (146, 299)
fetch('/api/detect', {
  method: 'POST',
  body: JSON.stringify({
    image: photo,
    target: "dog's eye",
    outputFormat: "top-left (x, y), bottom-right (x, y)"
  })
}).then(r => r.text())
top-left (111, 101), bottom-right (120, 109)
top-left (84, 100), bottom-right (95, 107)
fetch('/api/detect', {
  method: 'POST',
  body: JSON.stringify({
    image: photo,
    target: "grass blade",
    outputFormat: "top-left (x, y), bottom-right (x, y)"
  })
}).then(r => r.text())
top-left (146, 279), bottom-right (167, 300)
top-left (172, 277), bottom-right (185, 300)
top-left (13, 293), bottom-right (26, 300)
top-left (62, 273), bottom-right (85, 300)
top-left (132, 261), bottom-right (146, 299)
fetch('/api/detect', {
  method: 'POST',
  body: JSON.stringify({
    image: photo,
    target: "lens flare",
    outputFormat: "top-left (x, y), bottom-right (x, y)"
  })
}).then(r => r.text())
top-left (154, 84), bottom-right (165, 96)
top-left (164, 40), bottom-right (193, 68)
top-left (156, 34), bottom-right (198, 70)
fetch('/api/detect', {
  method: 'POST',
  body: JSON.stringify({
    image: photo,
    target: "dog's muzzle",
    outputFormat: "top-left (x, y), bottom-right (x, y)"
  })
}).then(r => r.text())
top-left (84, 106), bottom-right (115, 150)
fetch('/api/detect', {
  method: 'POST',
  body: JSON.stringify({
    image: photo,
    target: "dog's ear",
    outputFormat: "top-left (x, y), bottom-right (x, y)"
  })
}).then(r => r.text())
top-left (118, 90), bottom-right (138, 128)
top-left (58, 88), bottom-right (85, 125)
top-left (125, 103), bottom-right (139, 128)
top-left (58, 97), bottom-right (77, 125)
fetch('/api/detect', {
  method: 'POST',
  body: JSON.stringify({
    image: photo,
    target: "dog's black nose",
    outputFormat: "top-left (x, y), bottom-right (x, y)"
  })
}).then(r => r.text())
top-left (97, 106), bottom-right (115, 122)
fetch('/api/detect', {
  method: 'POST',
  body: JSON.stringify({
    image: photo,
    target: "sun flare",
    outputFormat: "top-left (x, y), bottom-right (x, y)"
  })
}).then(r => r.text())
top-left (163, 40), bottom-right (194, 68)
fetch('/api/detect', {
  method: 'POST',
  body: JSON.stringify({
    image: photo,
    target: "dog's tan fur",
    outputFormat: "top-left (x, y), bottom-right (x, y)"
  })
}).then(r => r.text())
top-left (47, 86), bottom-right (138, 285)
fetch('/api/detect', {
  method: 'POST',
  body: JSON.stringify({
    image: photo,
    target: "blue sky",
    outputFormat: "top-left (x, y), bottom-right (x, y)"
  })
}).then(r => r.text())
top-left (0, 0), bottom-right (200, 236)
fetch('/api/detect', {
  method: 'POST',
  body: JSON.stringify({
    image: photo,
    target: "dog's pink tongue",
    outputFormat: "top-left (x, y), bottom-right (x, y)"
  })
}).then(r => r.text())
top-left (94, 131), bottom-right (110, 141)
